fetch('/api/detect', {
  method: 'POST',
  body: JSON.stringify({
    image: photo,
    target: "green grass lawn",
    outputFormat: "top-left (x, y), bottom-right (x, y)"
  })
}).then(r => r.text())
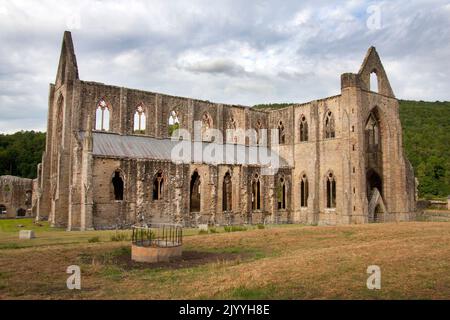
top-left (0, 218), bottom-right (296, 250)
top-left (0, 218), bottom-right (62, 233)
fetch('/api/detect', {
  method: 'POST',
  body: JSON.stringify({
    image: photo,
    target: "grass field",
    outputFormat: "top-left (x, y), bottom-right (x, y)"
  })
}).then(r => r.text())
top-left (0, 219), bottom-right (449, 299)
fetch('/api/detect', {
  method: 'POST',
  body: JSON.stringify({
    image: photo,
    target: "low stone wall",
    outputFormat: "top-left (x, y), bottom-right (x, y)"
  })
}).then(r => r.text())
top-left (131, 244), bottom-right (182, 263)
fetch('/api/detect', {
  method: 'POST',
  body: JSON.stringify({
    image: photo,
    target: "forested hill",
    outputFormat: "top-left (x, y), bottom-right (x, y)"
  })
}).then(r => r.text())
top-left (0, 131), bottom-right (46, 179)
top-left (399, 100), bottom-right (450, 199)
top-left (254, 100), bottom-right (450, 199)
top-left (0, 100), bottom-right (448, 199)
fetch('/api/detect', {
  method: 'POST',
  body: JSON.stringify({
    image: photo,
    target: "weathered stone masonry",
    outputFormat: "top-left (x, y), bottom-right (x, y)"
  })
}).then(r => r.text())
top-left (35, 31), bottom-right (416, 230)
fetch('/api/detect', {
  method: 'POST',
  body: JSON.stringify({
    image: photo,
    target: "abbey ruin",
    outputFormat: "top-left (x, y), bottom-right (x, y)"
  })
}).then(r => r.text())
top-left (30, 31), bottom-right (416, 230)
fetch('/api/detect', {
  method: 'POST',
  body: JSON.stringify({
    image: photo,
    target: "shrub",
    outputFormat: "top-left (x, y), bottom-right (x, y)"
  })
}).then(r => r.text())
top-left (198, 230), bottom-right (208, 235)
top-left (232, 225), bottom-right (247, 232)
top-left (257, 224), bottom-right (265, 230)
top-left (209, 228), bottom-right (217, 234)
top-left (88, 236), bottom-right (100, 243)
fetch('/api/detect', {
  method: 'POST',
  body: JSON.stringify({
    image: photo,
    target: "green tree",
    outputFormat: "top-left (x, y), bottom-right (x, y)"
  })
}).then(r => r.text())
top-left (0, 131), bottom-right (46, 178)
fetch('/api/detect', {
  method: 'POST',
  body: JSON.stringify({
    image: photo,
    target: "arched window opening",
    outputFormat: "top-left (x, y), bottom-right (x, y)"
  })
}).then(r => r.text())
top-left (95, 98), bottom-right (110, 131)
top-left (223, 172), bottom-right (232, 211)
top-left (133, 104), bottom-right (146, 134)
top-left (300, 174), bottom-right (308, 207)
top-left (190, 171), bottom-right (201, 212)
top-left (326, 172), bottom-right (336, 208)
top-left (278, 121), bottom-right (285, 144)
top-left (153, 171), bottom-right (164, 200)
top-left (112, 170), bottom-right (124, 201)
top-left (365, 113), bottom-right (380, 151)
top-left (325, 111), bottom-right (335, 139)
top-left (366, 170), bottom-right (382, 200)
top-left (300, 115), bottom-right (308, 142)
top-left (0, 204), bottom-right (6, 215)
top-left (277, 177), bottom-right (286, 210)
top-left (370, 72), bottom-right (379, 93)
top-left (168, 110), bottom-right (180, 137)
top-left (17, 208), bottom-right (26, 217)
top-left (251, 175), bottom-right (261, 210)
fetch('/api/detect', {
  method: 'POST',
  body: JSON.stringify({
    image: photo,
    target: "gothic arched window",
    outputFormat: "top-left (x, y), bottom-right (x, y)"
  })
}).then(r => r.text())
top-left (153, 171), bottom-right (164, 200)
top-left (112, 170), bottom-right (124, 201)
top-left (251, 174), bottom-right (261, 211)
top-left (95, 98), bottom-right (110, 131)
top-left (190, 171), bottom-right (201, 212)
top-left (370, 71), bottom-right (379, 93)
top-left (365, 112), bottom-right (380, 151)
top-left (300, 115), bottom-right (308, 142)
top-left (133, 104), bottom-right (146, 134)
top-left (277, 177), bottom-right (286, 210)
top-left (278, 121), bottom-right (285, 144)
top-left (300, 174), bottom-right (308, 207)
top-left (326, 172), bottom-right (336, 208)
top-left (223, 172), bottom-right (232, 211)
top-left (168, 110), bottom-right (180, 137)
top-left (325, 111), bottom-right (335, 139)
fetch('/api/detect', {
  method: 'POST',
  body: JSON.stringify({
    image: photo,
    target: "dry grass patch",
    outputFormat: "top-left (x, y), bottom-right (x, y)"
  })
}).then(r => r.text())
top-left (0, 222), bottom-right (449, 299)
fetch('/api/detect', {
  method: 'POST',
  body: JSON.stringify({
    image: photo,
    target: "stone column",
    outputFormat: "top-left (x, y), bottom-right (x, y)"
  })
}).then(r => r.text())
top-left (80, 115), bottom-right (94, 230)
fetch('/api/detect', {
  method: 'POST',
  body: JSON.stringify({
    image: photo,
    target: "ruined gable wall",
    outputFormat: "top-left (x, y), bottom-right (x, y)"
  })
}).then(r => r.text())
top-left (359, 90), bottom-right (415, 220)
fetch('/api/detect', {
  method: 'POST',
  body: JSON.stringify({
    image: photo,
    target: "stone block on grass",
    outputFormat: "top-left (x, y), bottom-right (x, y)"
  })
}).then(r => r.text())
top-left (19, 230), bottom-right (35, 240)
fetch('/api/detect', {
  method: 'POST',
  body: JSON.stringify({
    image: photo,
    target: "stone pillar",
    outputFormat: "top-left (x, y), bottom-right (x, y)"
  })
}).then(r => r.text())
top-left (135, 160), bottom-right (145, 222)
top-left (267, 174), bottom-right (276, 224)
top-left (209, 166), bottom-right (218, 225)
top-left (80, 115), bottom-right (94, 231)
top-left (173, 164), bottom-right (185, 225)
top-left (312, 100), bottom-right (320, 225)
top-left (119, 87), bottom-right (128, 134)
top-left (154, 94), bottom-right (162, 138)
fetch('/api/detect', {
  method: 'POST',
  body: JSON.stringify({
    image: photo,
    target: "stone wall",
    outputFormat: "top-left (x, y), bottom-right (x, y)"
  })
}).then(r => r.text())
top-left (0, 175), bottom-right (34, 218)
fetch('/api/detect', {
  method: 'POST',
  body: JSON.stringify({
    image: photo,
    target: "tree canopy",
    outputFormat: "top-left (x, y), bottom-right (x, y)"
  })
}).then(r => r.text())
top-left (0, 131), bottom-right (46, 179)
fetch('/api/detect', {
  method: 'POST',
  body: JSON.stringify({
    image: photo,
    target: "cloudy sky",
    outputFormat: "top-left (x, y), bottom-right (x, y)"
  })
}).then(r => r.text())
top-left (0, 0), bottom-right (449, 133)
